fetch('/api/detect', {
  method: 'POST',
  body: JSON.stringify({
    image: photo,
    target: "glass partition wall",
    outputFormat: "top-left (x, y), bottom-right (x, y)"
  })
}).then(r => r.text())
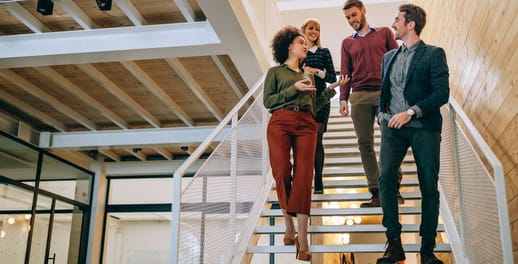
top-left (102, 177), bottom-right (173, 264)
top-left (0, 131), bottom-right (93, 264)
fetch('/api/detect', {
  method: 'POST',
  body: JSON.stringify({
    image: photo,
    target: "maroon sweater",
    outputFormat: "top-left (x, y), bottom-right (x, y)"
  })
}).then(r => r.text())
top-left (340, 27), bottom-right (398, 102)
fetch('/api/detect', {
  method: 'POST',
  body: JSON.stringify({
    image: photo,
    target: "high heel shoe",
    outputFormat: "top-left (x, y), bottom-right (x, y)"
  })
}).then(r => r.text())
top-left (294, 235), bottom-right (311, 261)
top-left (283, 236), bottom-right (296, 245)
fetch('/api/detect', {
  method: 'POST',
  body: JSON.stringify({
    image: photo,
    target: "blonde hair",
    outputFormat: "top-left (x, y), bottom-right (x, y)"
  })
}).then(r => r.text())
top-left (300, 18), bottom-right (322, 48)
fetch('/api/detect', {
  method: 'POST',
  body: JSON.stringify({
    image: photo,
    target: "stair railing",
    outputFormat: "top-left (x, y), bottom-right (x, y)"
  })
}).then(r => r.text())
top-left (439, 96), bottom-right (513, 263)
top-left (170, 74), bottom-right (272, 263)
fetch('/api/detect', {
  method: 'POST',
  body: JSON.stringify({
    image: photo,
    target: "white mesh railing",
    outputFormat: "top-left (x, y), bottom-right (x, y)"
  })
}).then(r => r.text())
top-left (439, 97), bottom-right (513, 264)
top-left (170, 74), bottom-right (273, 263)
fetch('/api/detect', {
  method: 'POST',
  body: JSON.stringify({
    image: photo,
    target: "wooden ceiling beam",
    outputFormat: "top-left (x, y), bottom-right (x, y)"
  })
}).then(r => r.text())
top-left (3, 2), bottom-right (50, 33)
top-left (124, 148), bottom-right (146, 161)
top-left (174, 0), bottom-right (196, 22)
top-left (166, 58), bottom-right (224, 121)
top-left (54, 0), bottom-right (97, 29)
top-left (0, 69), bottom-right (97, 130)
top-left (153, 147), bottom-right (173, 160)
top-left (121, 61), bottom-right (193, 126)
top-left (114, 0), bottom-right (148, 26)
top-left (78, 63), bottom-right (161, 128)
top-left (35, 66), bottom-right (128, 129)
top-left (99, 149), bottom-right (121, 162)
top-left (0, 89), bottom-right (66, 132)
top-left (211, 55), bottom-right (244, 98)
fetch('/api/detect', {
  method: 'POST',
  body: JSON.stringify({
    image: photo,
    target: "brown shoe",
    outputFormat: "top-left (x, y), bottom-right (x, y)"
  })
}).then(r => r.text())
top-left (397, 192), bottom-right (405, 204)
top-left (295, 235), bottom-right (311, 261)
top-left (360, 195), bottom-right (381, 207)
top-left (361, 188), bottom-right (381, 207)
top-left (283, 236), bottom-right (296, 245)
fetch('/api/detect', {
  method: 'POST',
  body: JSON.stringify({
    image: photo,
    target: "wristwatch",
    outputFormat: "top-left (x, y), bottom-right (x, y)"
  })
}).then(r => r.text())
top-left (406, 108), bottom-right (416, 117)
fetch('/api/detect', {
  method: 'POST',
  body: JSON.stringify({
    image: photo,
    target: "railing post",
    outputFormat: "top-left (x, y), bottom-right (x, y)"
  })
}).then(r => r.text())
top-left (262, 109), bottom-right (269, 184)
top-left (494, 163), bottom-right (513, 263)
top-left (230, 113), bottom-right (238, 258)
top-left (171, 169), bottom-right (182, 264)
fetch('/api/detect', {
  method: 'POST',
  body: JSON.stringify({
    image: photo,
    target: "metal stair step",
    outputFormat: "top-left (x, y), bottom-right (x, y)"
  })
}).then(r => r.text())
top-left (323, 138), bottom-right (381, 147)
top-left (248, 243), bottom-right (452, 254)
top-left (324, 130), bottom-right (380, 139)
top-left (324, 146), bottom-right (381, 156)
top-left (262, 207), bottom-right (422, 217)
top-left (322, 165), bottom-right (417, 176)
top-left (327, 120), bottom-right (353, 126)
top-left (272, 178), bottom-right (419, 190)
top-left (321, 178), bottom-right (419, 188)
top-left (254, 224), bottom-right (445, 234)
top-left (326, 125), bottom-right (355, 132)
top-left (327, 116), bottom-right (353, 124)
top-left (324, 147), bottom-right (413, 159)
top-left (324, 156), bottom-right (414, 165)
top-left (267, 192), bottom-right (421, 202)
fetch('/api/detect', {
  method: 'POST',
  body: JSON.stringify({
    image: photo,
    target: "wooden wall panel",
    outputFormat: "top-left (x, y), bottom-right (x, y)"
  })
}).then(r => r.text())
top-left (413, 0), bottom-right (518, 260)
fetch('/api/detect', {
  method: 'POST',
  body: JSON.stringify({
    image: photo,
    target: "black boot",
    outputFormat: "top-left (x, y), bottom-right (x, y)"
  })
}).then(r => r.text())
top-left (361, 188), bottom-right (381, 207)
top-left (420, 238), bottom-right (443, 264)
top-left (376, 235), bottom-right (405, 264)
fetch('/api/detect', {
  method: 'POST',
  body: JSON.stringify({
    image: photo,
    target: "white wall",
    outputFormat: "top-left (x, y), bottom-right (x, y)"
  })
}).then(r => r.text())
top-left (279, 1), bottom-right (406, 72)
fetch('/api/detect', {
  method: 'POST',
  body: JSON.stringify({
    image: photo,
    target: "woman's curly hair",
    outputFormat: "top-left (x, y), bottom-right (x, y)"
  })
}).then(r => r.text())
top-left (270, 25), bottom-right (304, 64)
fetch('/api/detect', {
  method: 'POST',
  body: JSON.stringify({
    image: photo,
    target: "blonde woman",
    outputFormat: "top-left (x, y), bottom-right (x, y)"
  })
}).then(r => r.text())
top-left (300, 18), bottom-right (337, 195)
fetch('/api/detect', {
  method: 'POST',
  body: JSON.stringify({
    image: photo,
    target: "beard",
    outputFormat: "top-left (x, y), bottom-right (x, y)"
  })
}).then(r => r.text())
top-left (351, 15), bottom-right (366, 31)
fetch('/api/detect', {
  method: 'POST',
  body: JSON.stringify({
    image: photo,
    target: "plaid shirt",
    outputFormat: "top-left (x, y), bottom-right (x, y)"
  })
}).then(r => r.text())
top-left (301, 47), bottom-right (337, 124)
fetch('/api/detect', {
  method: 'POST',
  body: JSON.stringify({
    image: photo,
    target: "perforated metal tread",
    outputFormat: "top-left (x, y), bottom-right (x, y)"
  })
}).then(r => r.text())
top-left (255, 224), bottom-right (445, 234)
top-left (322, 165), bottom-right (417, 177)
top-left (248, 243), bottom-right (452, 254)
top-left (267, 192), bottom-right (422, 202)
top-left (261, 207), bottom-right (422, 217)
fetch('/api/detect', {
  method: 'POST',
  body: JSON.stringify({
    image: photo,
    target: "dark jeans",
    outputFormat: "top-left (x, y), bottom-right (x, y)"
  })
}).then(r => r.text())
top-left (379, 120), bottom-right (441, 240)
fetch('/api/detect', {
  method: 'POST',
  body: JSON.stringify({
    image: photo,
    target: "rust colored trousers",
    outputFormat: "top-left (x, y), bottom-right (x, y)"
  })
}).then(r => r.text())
top-left (267, 109), bottom-right (316, 216)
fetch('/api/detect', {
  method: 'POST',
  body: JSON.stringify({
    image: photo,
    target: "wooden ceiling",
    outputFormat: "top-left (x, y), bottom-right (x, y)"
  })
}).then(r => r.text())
top-left (0, 0), bottom-right (264, 167)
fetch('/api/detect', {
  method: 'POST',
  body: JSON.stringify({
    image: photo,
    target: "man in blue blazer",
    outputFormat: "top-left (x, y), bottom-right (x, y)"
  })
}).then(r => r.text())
top-left (376, 4), bottom-right (449, 264)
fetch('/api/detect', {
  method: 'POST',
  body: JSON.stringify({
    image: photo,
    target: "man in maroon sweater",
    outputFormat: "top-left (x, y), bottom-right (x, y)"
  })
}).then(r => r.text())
top-left (339, 0), bottom-right (402, 207)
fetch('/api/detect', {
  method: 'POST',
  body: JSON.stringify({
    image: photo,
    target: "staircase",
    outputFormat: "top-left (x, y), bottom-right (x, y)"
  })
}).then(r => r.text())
top-left (247, 108), bottom-right (452, 263)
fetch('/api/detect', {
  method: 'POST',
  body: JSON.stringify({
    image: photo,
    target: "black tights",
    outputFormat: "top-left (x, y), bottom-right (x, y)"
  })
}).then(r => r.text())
top-left (314, 122), bottom-right (325, 190)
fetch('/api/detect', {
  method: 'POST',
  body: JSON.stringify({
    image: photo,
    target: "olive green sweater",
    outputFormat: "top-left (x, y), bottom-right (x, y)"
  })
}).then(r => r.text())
top-left (263, 64), bottom-right (336, 117)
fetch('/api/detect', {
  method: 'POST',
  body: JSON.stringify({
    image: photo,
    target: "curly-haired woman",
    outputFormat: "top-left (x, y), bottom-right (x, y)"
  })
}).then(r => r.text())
top-left (263, 25), bottom-right (348, 261)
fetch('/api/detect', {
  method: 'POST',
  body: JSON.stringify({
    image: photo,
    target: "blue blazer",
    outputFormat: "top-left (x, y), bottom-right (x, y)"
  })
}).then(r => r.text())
top-left (379, 40), bottom-right (450, 131)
